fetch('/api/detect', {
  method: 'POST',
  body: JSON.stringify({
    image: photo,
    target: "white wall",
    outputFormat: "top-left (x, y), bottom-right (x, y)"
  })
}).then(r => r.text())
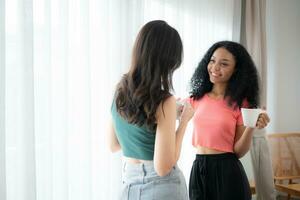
top-left (266, 0), bottom-right (300, 133)
top-left (241, 0), bottom-right (300, 186)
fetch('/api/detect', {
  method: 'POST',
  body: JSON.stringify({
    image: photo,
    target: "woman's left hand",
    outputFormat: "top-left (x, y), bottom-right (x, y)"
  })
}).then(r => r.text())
top-left (256, 112), bottom-right (270, 129)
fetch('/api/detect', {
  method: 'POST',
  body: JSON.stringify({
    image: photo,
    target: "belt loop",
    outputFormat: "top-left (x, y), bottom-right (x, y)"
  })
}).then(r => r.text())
top-left (142, 163), bottom-right (146, 176)
top-left (123, 162), bottom-right (126, 173)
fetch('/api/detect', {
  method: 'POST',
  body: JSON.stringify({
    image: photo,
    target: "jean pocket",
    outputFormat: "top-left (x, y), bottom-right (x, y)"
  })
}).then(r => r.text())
top-left (155, 175), bottom-right (181, 184)
top-left (152, 177), bottom-right (183, 200)
top-left (163, 166), bottom-right (178, 178)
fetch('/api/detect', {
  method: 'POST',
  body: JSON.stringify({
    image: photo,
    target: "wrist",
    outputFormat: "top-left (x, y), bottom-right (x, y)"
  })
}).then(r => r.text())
top-left (244, 127), bottom-right (255, 134)
top-left (178, 119), bottom-right (189, 127)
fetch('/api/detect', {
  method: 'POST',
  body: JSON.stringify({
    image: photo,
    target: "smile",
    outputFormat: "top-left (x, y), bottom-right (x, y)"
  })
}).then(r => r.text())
top-left (211, 72), bottom-right (221, 77)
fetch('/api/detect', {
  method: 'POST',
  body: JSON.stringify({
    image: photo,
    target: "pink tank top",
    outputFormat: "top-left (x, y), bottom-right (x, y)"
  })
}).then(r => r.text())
top-left (187, 94), bottom-right (247, 152)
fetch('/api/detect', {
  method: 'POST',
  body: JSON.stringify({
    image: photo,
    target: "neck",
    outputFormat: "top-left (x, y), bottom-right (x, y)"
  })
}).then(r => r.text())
top-left (211, 83), bottom-right (227, 96)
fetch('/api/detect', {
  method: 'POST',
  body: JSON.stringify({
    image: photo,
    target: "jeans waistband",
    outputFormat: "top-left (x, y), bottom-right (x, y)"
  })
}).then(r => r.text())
top-left (123, 161), bottom-right (179, 174)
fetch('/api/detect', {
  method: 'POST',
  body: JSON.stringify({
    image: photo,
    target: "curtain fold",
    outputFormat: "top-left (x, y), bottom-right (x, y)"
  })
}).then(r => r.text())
top-left (5, 0), bottom-right (37, 199)
top-left (0, 0), bottom-right (7, 199)
top-left (240, 0), bottom-right (276, 199)
top-left (2, 0), bottom-right (238, 199)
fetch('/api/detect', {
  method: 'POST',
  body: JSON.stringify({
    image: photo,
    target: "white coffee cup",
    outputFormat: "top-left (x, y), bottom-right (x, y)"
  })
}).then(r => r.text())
top-left (241, 108), bottom-right (266, 128)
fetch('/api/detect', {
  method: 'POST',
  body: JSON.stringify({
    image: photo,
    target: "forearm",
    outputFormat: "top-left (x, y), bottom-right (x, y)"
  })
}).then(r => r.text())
top-left (175, 120), bottom-right (188, 162)
top-left (234, 127), bottom-right (254, 158)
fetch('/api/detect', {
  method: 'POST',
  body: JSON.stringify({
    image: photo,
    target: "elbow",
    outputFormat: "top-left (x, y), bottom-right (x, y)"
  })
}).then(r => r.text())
top-left (235, 152), bottom-right (243, 159)
top-left (154, 160), bottom-right (175, 177)
top-left (233, 144), bottom-right (249, 159)
top-left (234, 148), bottom-right (247, 158)
top-left (233, 148), bottom-right (242, 159)
top-left (155, 166), bottom-right (173, 177)
top-left (109, 144), bottom-right (121, 153)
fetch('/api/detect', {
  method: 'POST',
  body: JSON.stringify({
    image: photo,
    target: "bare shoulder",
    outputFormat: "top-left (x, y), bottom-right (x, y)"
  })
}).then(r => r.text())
top-left (156, 96), bottom-right (176, 120)
top-left (163, 95), bottom-right (176, 106)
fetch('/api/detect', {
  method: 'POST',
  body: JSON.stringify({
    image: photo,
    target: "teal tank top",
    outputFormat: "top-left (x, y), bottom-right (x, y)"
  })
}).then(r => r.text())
top-left (111, 101), bottom-right (156, 160)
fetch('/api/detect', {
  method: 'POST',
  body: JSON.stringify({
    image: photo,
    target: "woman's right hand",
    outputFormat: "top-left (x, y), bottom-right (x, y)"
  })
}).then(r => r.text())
top-left (179, 101), bottom-right (194, 124)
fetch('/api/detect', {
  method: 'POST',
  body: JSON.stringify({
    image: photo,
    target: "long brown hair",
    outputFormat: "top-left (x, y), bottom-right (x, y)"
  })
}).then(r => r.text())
top-left (115, 20), bottom-right (183, 130)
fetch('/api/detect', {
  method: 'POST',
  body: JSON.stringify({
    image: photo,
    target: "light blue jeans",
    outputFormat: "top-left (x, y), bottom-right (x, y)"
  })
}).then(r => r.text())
top-left (120, 161), bottom-right (188, 200)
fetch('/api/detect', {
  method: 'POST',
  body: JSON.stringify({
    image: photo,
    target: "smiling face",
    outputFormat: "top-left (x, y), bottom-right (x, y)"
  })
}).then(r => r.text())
top-left (207, 47), bottom-right (236, 84)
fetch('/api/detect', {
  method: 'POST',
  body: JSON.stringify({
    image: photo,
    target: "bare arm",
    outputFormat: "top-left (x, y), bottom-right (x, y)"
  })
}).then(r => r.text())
top-left (233, 126), bottom-right (254, 158)
top-left (154, 96), bottom-right (177, 176)
top-left (175, 102), bottom-right (194, 162)
top-left (107, 118), bottom-right (121, 153)
top-left (154, 96), bottom-right (193, 176)
top-left (234, 112), bottom-right (270, 158)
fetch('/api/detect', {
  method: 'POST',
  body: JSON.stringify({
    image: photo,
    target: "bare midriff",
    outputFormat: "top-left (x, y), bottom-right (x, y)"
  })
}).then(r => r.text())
top-left (196, 145), bottom-right (228, 154)
top-left (124, 156), bottom-right (153, 164)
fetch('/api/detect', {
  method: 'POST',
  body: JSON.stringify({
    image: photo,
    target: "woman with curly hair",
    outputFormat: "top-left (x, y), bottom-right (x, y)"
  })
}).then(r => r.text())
top-left (187, 41), bottom-right (270, 200)
top-left (108, 20), bottom-right (194, 200)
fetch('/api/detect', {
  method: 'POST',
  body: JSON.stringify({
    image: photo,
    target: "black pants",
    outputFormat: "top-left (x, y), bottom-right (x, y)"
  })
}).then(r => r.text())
top-left (189, 153), bottom-right (251, 200)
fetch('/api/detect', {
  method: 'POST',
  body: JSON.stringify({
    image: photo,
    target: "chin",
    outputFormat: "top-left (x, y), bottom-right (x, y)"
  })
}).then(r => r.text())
top-left (209, 77), bottom-right (218, 83)
top-left (210, 78), bottom-right (226, 84)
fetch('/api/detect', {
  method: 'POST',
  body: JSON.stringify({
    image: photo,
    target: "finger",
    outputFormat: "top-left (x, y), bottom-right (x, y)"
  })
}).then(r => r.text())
top-left (256, 122), bottom-right (260, 128)
top-left (256, 120), bottom-right (261, 127)
top-left (261, 113), bottom-right (270, 123)
top-left (256, 121), bottom-right (264, 129)
top-left (260, 113), bottom-right (270, 123)
top-left (264, 113), bottom-right (270, 123)
top-left (257, 118), bottom-right (266, 127)
top-left (259, 116), bottom-right (267, 125)
top-left (260, 117), bottom-right (268, 127)
top-left (258, 124), bottom-right (264, 129)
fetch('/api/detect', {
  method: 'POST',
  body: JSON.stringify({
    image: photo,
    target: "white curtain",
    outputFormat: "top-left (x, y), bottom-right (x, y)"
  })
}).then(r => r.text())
top-left (0, 0), bottom-right (239, 199)
top-left (1, 0), bottom-right (6, 199)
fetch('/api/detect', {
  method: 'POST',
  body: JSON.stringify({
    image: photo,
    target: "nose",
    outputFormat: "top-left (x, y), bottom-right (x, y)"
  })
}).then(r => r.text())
top-left (211, 62), bottom-right (220, 71)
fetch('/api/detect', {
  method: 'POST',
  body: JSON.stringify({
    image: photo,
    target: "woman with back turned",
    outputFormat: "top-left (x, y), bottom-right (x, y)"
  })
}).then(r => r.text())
top-left (107, 20), bottom-right (194, 200)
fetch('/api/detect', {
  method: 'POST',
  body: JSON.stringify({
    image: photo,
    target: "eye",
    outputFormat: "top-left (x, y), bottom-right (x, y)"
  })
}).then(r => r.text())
top-left (209, 59), bottom-right (215, 63)
top-left (221, 63), bottom-right (228, 67)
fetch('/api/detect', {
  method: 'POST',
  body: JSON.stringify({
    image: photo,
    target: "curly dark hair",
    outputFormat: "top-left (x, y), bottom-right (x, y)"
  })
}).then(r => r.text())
top-left (115, 20), bottom-right (183, 130)
top-left (190, 41), bottom-right (259, 109)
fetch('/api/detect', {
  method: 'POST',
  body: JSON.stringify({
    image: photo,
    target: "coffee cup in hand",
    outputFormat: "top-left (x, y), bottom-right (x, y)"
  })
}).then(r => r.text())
top-left (241, 108), bottom-right (266, 128)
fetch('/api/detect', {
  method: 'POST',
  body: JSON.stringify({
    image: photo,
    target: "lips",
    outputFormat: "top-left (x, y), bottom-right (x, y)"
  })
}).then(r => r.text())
top-left (210, 72), bottom-right (221, 77)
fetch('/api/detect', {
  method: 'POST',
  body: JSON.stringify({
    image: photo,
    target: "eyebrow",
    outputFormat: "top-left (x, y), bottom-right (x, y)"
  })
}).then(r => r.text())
top-left (211, 56), bottom-right (230, 62)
